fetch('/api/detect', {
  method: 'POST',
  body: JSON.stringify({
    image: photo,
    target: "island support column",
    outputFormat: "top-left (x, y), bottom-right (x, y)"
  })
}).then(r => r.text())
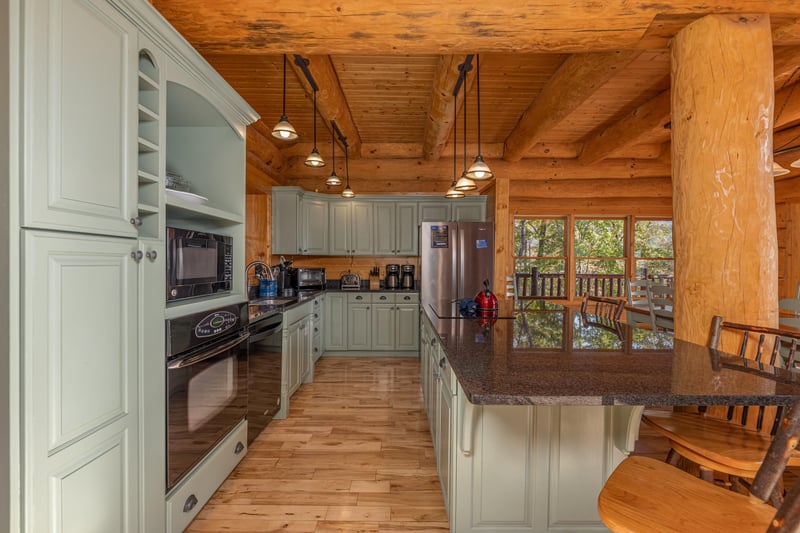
top-left (671, 14), bottom-right (777, 346)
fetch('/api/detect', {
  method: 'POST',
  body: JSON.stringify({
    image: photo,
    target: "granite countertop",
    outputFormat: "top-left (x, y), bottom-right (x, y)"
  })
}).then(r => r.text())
top-left (425, 301), bottom-right (800, 407)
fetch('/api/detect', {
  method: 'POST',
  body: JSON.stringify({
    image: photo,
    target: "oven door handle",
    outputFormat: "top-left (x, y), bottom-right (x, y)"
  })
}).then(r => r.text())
top-left (167, 332), bottom-right (250, 370)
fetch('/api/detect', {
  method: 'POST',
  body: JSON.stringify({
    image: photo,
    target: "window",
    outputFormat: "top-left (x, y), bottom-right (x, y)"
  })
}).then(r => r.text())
top-left (512, 215), bottom-right (674, 300)
top-left (574, 218), bottom-right (625, 298)
top-left (633, 219), bottom-right (674, 286)
top-left (513, 218), bottom-right (567, 298)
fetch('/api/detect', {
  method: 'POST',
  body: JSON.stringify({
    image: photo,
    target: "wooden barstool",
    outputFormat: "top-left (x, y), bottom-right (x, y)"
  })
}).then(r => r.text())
top-left (580, 292), bottom-right (625, 320)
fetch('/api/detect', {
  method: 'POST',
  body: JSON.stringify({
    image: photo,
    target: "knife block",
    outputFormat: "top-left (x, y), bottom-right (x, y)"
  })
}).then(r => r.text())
top-left (369, 274), bottom-right (380, 291)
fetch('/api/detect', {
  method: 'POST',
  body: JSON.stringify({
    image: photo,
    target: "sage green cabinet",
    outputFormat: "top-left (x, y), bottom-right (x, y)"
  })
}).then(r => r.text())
top-left (371, 293), bottom-right (419, 351)
top-left (330, 200), bottom-right (373, 255)
top-left (453, 197), bottom-right (487, 221)
top-left (371, 296), bottom-right (396, 351)
top-left (271, 188), bottom-right (301, 254)
top-left (301, 198), bottom-right (329, 254)
top-left (312, 295), bottom-right (324, 362)
top-left (26, 0), bottom-right (139, 238)
top-left (395, 300), bottom-right (421, 351)
top-left (23, 230), bottom-right (141, 533)
top-left (374, 202), bottom-right (418, 256)
top-left (347, 293), bottom-right (372, 350)
top-left (324, 292), bottom-right (348, 351)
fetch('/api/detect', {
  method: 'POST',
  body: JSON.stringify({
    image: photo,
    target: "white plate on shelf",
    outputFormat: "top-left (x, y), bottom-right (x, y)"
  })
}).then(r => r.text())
top-left (166, 188), bottom-right (208, 205)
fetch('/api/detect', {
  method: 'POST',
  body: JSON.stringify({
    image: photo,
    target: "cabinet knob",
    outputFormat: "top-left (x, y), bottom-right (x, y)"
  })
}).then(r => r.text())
top-left (130, 216), bottom-right (142, 227)
top-left (146, 250), bottom-right (158, 261)
top-left (130, 250), bottom-right (143, 263)
top-left (183, 494), bottom-right (198, 513)
top-left (234, 441), bottom-right (245, 455)
top-left (439, 357), bottom-right (447, 370)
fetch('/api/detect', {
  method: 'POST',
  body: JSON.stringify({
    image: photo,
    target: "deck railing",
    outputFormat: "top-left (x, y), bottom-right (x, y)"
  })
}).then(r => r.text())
top-left (515, 267), bottom-right (673, 298)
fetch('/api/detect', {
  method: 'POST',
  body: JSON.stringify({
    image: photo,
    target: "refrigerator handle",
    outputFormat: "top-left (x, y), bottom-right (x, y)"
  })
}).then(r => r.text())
top-left (458, 225), bottom-right (466, 300)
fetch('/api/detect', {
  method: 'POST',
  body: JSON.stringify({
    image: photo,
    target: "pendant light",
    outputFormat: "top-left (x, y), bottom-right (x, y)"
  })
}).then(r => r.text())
top-left (304, 89), bottom-right (325, 167)
top-left (341, 142), bottom-right (355, 198)
top-left (454, 60), bottom-right (477, 192)
top-left (445, 78), bottom-right (465, 199)
top-left (326, 121), bottom-right (341, 186)
top-left (466, 54), bottom-right (493, 180)
top-left (271, 55), bottom-right (299, 141)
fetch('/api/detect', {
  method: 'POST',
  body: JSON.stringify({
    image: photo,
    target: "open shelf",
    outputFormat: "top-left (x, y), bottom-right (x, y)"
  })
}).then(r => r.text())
top-left (165, 197), bottom-right (243, 225)
top-left (137, 49), bottom-right (162, 240)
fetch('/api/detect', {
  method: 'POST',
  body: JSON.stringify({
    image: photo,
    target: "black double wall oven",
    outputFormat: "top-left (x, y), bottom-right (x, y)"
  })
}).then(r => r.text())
top-left (165, 303), bottom-right (249, 490)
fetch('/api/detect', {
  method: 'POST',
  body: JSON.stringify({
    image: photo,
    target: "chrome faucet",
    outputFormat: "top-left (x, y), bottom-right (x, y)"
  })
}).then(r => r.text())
top-left (245, 260), bottom-right (272, 296)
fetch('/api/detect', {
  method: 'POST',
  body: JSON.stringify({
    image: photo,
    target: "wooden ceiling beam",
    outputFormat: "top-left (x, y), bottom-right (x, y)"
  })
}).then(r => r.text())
top-left (774, 47), bottom-right (800, 89)
top-left (288, 54), bottom-right (363, 157)
top-left (578, 90), bottom-right (671, 165)
top-left (152, 1), bottom-right (800, 54)
top-left (775, 81), bottom-right (800, 128)
top-left (422, 55), bottom-right (474, 161)
top-left (283, 156), bottom-right (671, 183)
top-left (248, 121), bottom-right (285, 172)
top-left (502, 50), bottom-right (642, 162)
top-left (511, 177), bottom-right (672, 199)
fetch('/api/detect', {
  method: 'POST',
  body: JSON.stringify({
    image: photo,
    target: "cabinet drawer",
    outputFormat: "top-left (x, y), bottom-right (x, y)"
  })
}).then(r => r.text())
top-left (371, 292), bottom-right (396, 304)
top-left (397, 292), bottom-right (420, 304)
top-left (437, 353), bottom-right (454, 392)
top-left (347, 293), bottom-right (370, 304)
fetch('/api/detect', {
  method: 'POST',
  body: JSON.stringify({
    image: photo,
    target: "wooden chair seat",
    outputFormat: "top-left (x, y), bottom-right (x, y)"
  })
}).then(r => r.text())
top-left (642, 410), bottom-right (800, 479)
top-left (598, 456), bottom-right (778, 533)
top-left (580, 292), bottom-right (625, 321)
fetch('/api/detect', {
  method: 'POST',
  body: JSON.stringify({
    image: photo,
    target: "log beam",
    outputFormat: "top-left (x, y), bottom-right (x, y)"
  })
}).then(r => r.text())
top-left (512, 177), bottom-right (672, 199)
top-left (578, 90), bottom-right (671, 165)
top-left (493, 177), bottom-right (512, 300)
top-left (289, 54), bottom-right (362, 157)
top-left (503, 50), bottom-right (642, 162)
top-left (283, 156), bottom-right (671, 184)
top-left (671, 14), bottom-right (776, 347)
top-left (422, 55), bottom-right (474, 161)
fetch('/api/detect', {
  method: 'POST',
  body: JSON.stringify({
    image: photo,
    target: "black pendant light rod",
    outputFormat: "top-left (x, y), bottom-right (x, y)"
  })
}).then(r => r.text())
top-left (312, 89), bottom-right (318, 147)
top-left (293, 54), bottom-right (319, 91)
top-left (331, 120), bottom-right (347, 148)
top-left (463, 77), bottom-right (468, 173)
top-left (475, 54), bottom-right (482, 152)
top-left (453, 83), bottom-right (458, 184)
top-left (281, 54), bottom-right (288, 115)
top-left (330, 121), bottom-right (336, 166)
top-left (452, 55), bottom-right (474, 97)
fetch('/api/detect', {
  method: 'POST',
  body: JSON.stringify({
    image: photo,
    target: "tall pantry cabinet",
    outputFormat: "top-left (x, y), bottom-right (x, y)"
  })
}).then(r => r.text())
top-left (4, 0), bottom-right (257, 531)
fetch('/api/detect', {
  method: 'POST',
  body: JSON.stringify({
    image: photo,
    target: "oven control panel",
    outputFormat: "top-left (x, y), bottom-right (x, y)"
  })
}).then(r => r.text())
top-left (195, 310), bottom-right (238, 338)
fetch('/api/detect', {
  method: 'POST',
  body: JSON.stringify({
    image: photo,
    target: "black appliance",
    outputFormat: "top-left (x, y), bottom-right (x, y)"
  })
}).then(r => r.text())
top-left (385, 264), bottom-right (400, 289)
top-left (401, 265), bottom-right (415, 289)
top-left (293, 268), bottom-right (326, 293)
top-left (247, 312), bottom-right (283, 444)
top-left (166, 302), bottom-right (249, 491)
top-left (166, 227), bottom-right (233, 301)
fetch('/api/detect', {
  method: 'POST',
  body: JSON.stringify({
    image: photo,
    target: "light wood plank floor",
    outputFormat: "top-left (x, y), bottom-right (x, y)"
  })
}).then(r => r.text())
top-left (186, 356), bottom-right (450, 533)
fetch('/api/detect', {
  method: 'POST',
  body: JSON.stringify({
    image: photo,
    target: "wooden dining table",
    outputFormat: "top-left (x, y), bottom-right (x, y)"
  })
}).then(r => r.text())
top-left (422, 299), bottom-right (800, 533)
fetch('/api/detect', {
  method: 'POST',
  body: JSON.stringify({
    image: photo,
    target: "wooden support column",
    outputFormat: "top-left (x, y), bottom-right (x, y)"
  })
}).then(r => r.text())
top-left (493, 177), bottom-right (512, 300)
top-left (671, 14), bottom-right (776, 346)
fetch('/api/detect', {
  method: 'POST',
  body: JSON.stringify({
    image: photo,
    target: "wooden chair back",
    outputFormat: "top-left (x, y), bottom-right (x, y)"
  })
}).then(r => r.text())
top-left (708, 316), bottom-right (800, 434)
top-left (580, 293), bottom-right (624, 321)
top-left (779, 297), bottom-right (800, 316)
top-left (646, 283), bottom-right (674, 331)
top-left (625, 279), bottom-right (651, 326)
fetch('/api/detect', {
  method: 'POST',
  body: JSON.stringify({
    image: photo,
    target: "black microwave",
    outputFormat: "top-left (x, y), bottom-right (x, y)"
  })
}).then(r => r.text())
top-left (166, 227), bottom-right (233, 301)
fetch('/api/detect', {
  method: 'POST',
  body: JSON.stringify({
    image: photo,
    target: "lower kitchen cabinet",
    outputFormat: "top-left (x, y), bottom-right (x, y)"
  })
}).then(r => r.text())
top-left (347, 293), bottom-right (372, 350)
top-left (312, 294), bottom-right (324, 362)
top-left (324, 292), bottom-right (348, 351)
top-left (276, 300), bottom-right (315, 419)
top-left (420, 313), bottom-right (640, 533)
top-left (371, 293), bottom-right (420, 351)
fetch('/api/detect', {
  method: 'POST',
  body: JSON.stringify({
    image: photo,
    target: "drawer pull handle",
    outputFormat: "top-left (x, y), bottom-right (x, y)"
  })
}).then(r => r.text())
top-left (234, 441), bottom-right (245, 455)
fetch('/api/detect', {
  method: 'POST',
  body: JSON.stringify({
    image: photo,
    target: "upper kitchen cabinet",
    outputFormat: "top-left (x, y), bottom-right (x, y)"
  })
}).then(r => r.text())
top-left (272, 187), bottom-right (329, 255)
top-left (452, 197), bottom-right (486, 221)
top-left (330, 199), bottom-right (373, 255)
top-left (24, 0), bottom-right (140, 238)
top-left (418, 201), bottom-right (451, 223)
top-left (374, 201), bottom-right (418, 256)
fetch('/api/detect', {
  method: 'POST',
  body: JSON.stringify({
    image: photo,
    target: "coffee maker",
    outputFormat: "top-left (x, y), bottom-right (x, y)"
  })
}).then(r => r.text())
top-left (385, 264), bottom-right (400, 289)
top-left (401, 265), bottom-right (415, 290)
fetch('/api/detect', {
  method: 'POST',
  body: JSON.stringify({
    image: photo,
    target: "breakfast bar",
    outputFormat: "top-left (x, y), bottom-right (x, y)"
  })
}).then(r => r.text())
top-left (421, 301), bottom-right (800, 533)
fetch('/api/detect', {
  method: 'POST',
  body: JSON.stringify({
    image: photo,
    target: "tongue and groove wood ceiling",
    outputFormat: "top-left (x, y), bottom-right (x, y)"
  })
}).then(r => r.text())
top-left (151, 1), bottom-right (800, 194)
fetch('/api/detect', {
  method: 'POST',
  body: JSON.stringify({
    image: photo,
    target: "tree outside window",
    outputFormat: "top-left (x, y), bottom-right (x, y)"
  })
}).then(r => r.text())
top-left (574, 218), bottom-right (625, 297)
top-left (634, 219), bottom-right (674, 285)
top-left (513, 218), bottom-right (567, 298)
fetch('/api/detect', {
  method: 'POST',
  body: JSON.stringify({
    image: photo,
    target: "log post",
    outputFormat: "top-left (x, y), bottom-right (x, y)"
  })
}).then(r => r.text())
top-left (671, 14), bottom-right (777, 348)
top-left (492, 177), bottom-right (512, 300)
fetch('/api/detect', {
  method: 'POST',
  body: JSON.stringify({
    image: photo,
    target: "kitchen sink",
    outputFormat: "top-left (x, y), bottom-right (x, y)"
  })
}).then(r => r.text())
top-left (250, 297), bottom-right (298, 306)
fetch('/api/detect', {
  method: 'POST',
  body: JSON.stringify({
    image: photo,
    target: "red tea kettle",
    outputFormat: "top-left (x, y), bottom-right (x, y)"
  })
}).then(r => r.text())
top-left (474, 279), bottom-right (498, 311)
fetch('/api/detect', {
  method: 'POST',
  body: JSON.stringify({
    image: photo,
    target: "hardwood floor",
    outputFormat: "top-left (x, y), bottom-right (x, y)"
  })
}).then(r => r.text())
top-left (186, 356), bottom-right (449, 533)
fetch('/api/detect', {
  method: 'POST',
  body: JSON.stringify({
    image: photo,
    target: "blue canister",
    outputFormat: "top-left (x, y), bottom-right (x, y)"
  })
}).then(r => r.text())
top-left (259, 279), bottom-right (277, 298)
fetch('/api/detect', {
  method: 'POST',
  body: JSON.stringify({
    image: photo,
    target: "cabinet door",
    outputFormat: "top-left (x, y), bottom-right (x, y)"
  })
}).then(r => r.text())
top-left (299, 318), bottom-right (312, 383)
top-left (301, 198), bottom-right (328, 254)
top-left (324, 293), bottom-right (348, 351)
top-left (395, 304), bottom-right (420, 351)
top-left (371, 304), bottom-right (396, 351)
top-left (24, 230), bottom-right (140, 532)
top-left (328, 201), bottom-right (351, 255)
top-left (286, 322), bottom-right (301, 394)
top-left (418, 202), bottom-right (451, 223)
top-left (26, 0), bottom-right (139, 237)
top-left (351, 202), bottom-right (374, 255)
top-left (437, 367), bottom-right (453, 515)
top-left (395, 202), bottom-right (419, 255)
top-left (347, 302), bottom-right (372, 350)
top-left (453, 199), bottom-right (486, 221)
top-left (373, 202), bottom-right (396, 255)
top-left (272, 190), bottom-right (300, 254)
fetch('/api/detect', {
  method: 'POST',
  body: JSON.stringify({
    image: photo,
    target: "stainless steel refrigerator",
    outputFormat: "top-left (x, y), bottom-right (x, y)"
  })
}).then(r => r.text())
top-left (420, 221), bottom-right (495, 310)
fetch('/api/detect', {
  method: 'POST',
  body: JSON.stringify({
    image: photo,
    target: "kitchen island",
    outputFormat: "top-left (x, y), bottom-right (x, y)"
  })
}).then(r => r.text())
top-left (421, 300), bottom-right (800, 533)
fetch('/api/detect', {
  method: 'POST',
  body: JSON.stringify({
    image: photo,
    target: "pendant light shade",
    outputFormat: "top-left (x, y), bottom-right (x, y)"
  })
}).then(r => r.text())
top-left (304, 89), bottom-right (326, 167)
top-left (272, 55), bottom-right (299, 141)
top-left (454, 173), bottom-right (477, 191)
top-left (466, 55), bottom-right (493, 180)
top-left (341, 143), bottom-right (355, 198)
top-left (326, 123), bottom-right (341, 186)
top-left (774, 161), bottom-right (790, 176)
top-left (445, 185), bottom-right (465, 198)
